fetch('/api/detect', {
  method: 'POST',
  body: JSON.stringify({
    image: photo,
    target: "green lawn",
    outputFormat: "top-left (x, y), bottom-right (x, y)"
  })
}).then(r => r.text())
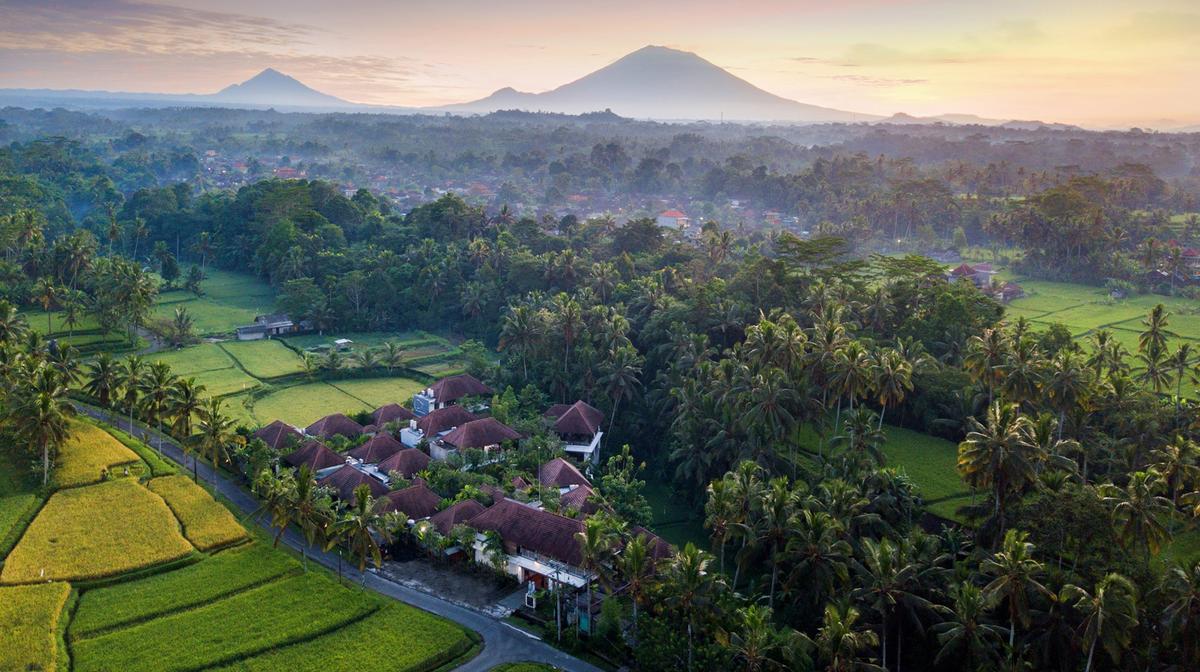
top-left (150, 269), bottom-right (275, 336)
top-left (328, 377), bottom-right (427, 409)
top-left (281, 331), bottom-right (440, 352)
top-left (149, 344), bottom-right (261, 396)
top-left (219, 339), bottom-right (306, 379)
top-left (242, 381), bottom-right (374, 427)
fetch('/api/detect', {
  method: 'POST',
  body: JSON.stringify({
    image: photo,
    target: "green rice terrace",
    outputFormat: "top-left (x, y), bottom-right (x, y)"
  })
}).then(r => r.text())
top-left (0, 420), bottom-right (474, 672)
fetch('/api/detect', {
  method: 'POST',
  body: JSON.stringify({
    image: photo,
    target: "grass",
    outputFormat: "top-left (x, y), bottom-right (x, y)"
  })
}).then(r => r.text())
top-left (0, 479), bottom-right (194, 584)
top-left (873, 426), bottom-right (967, 504)
top-left (219, 339), bottom-right (306, 379)
top-left (94, 420), bottom-right (179, 477)
top-left (328, 376), bottom-right (427, 408)
top-left (54, 420), bottom-right (144, 488)
top-left (212, 603), bottom-right (476, 672)
top-left (150, 269), bottom-right (276, 336)
top-left (70, 543), bottom-right (298, 639)
top-left (281, 330), bottom-right (440, 352)
top-left (150, 344), bottom-right (262, 396)
top-left (72, 572), bottom-right (381, 672)
top-left (643, 480), bottom-right (709, 550)
top-left (0, 448), bottom-right (42, 559)
top-left (245, 381), bottom-right (375, 427)
top-left (147, 476), bottom-right (248, 551)
top-left (0, 582), bottom-right (71, 672)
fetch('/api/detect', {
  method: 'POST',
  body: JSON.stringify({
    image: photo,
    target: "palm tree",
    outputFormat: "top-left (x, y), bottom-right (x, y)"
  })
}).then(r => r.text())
top-left (1061, 573), bottom-right (1139, 672)
top-left (815, 601), bottom-right (881, 672)
top-left (600, 344), bottom-right (642, 441)
top-left (1168, 343), bottom-right (1195, 411)
top-left (852, 537), bottom-right (926, 671)
top-left (14, 367), bottom-right (75, 485)
top-left (982, 529), bottom-right (1049, 652)
top-left (1162, 559), bottom-right (1200, 668)
top-left (118, 355), bottom-right (146, 432)
top-left (964, 327), bottom-right (1010, 405)
top-left (0, 300), bottom-right (28, 344)
top-left (499, 305), bottom-right (541, 381)
top-left (932, 583), bottom-right (1005, 671)
top-left (783, 509), bottom-right (852, 614)
top-left (84, 352), bottom-right (120, 414)
top-left (1151, 436), bottom-right (1200, 524)
top-left (379, 341), bottom-right (405, 373)
top-left (1099, 471), bottom-right (1172, 560)
top-left (872, 349), bottom-right (912, 430)
top-left (575, 516), bottom-right (617, 635)
top-left (195, 397), bottom-right (242, 489)
top-left (620, 533), bottom-right (653, 644)
top-left (168, 377), bottom-right (205, 478)
top-left (705, 478), bottom-right (737, 574)
top-left (255, 468), bottom-right (299, 548)
top-left (34, 276), bottom-right (59, 335)
top-left (333, 484), bottom-right (392, 587)
top-left (1139, 304), bottom-right (1173, 363)
top-left (957, 402), bottom-right (1040, 536)
top-left (835, 407), bottom-right (886, 469)
top-left (140, 361), bottom-right (176, 453)
top-left (352, 348), bottom-right (378, 370)
top-left (1043, 350), bottom-right (1088, 442)
top-left (754, 478), bottom-right (797, 609)
top-left (664, 542), bottom-right (721, 672)
top-left (291, 464), bottom-right (332, 572)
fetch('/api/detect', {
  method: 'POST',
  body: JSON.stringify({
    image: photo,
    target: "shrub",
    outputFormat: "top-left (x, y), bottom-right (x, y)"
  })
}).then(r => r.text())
top-left (54, 420), bottom-right (144, 488)
top-left (212, 603), bottom-right (474, 672)
top-left (0, 479), bottom-right (193, 584)
top-left (71, 543), bottom-right (298, 639)
top-left (73, 573), bottom-right (380, 672)
top-left (147, 475), bottom-right (247, 551)
top-left (0, 582), bottom-right (71, 672)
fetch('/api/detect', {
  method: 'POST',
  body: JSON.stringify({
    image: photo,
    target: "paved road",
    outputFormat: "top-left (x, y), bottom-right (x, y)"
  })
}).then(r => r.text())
top-left (77, 404), bottom-right (602, 672)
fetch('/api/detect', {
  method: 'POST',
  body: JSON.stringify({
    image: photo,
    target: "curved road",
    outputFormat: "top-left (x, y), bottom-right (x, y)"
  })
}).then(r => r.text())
top-left (76, 405), bottom-right (601, 672)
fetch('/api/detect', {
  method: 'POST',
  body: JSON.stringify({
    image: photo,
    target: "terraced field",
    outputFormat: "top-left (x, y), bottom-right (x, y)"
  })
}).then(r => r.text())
top-left (0, 421), bottom-right (475, 672)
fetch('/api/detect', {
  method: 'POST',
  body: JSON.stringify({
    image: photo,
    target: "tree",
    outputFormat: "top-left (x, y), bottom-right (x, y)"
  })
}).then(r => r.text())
top-left (13, 367), bottom-right (75, 485)
top-left (575, 516), bottom-right (618, 635)
top-left (871, 349), bottom-right (912, 430)
top-left (663, 543), bottom-right (722, 672)
top-left (1162, 558), bottom-right (1200, 668)
top-left (291, 464), bottom-right (333, 571)
top-left (84, 352), bottom-right (120, 413)
top-left (118, 355), bottom-right (147, 433)
top-left (815, 601), bottom-right (881, 672)
top-left (932, 583), bottom-right (1005, 671)
top-left (981, 529), bottom-right (1049, 652)
top-left (620, 533), bottom-right (654, 645)
top-left (332, 484), bottom-right (393, 587)
top-left (964, 327), bottom-right (1009, 406)
top-left (1099, 471), bottom-right (1172, 560)
top-left (852, 537), bottom-right (927, 671)
top-left (34, 276), bottom-right (60, 335)
top-left (600, 344), bottom-right (642, 441)
top-left (499, 304), bottom-right (541, 381)
top-left (195, 397), bottom-right (242, 489)
top-left (168, 377), bottom-right (206, 479)
top-left (139, 361), bottom-right (176, 453)
top-left (753, 478), bottom-right (797, 609)
top-left (957, 402), bottom-right (1040, 537)
top-left (1061, 574), bottom-right (1138, 672)
top-left (1151, 436), bottom-right (1199, 523)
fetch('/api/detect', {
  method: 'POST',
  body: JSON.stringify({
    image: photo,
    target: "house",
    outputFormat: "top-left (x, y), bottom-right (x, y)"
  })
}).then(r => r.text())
top-left (656, 209), bottom-right (689, 231)
top-left (254, 420), bottom-right (303, 452)
top-left (434, 417), bottom-right (522, 460)
top-left (468, 498), bottom-right (594, 590)
top-left (544, 401), bottom-right (605, 465)
top-left (235, 314), bottom-right (299, 341)
top-left (947, 263), bottom-right (996, 288)
top-left (283, 440), bottom-right (344, 472)
top-left (376, 448), bottom-right (431, 479)
top-left (306, 413), bottom-right (364, 440)
top-left (372, 403), bottom-right (416, 426)
top-left (381, 481), bottom-right (442, 520)
top-left (560, 483), bottom-right (599, 515)
top-left (318, 464), bottom-right (388, 503)
top-left (412, 374), bottom-right (493, 417)
top-left (539, 457), bottom-right (592, 489)
top-left (346, 434), bottom-right (403, 464)
top-left (997, 281), bottom-right (1025, 303)
top-left (333, 338), bottom-right (354, 351)
top-left (400, 405), bottom-right (478, 448)
top-left (430, 499), bottom-right (486, 536)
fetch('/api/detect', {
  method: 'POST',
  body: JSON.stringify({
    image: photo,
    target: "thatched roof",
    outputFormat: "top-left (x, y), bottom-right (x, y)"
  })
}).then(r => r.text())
top-left (381, 482), bottom-right (441, 519)
top-left (429, 374), bottom-right (493, 403)
top-left (305, 413), bottom-right (363, 439)
top-left (318, 465), bottom-right (388, 503)
top-left (469, 498), bottom-right (586, 567)
top-left (283, 440), bottom-right (344, 471)
top-left (430, 499), bottom-right (485, 535)
top-left (548, 401), bottom-right (604, 438)
top-left (415, 406), bottom-right (477, 436)
top-left (346, 434), bottom-right (403, 464)
top-left (539, 457), bottom-right (591, 489)
top-left (440, 418), bottom-right (522, 450)
top-left (376, 448), bottom-right (431, 478)
top-left (254, 420), bottom-right (303, 451)
top-left (372, 403), bottom-right (416, 425)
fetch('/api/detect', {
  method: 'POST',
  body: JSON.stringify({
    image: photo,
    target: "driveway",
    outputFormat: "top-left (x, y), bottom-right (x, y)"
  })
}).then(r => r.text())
top-left (75, 403), bottom-right (602, 672)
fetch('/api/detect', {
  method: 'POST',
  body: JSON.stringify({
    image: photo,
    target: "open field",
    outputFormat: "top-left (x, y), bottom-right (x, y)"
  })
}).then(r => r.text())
top-left (0, 448), bottom-right (42, 559)
top-left (236, 381), bottom-right (372, 428)
top-left (213, 603), bottom-right (476, 672)
top-left (54, 419), bottom-right (144, 488)
top-left (150, 344), bottom-right (262, 396)
top-left (329, 377), bottom-right (428, 408)
top-left (220, 339), bottom-right (306, 379)
top-left (70, 542), bottom-right (298, 639)
top-left (0, 479), bottom-right (194, 584)
top-left (72, 572), bottom-right (381, 672)
top-left (0, 582), bottom-right (71, 672)
top-left (150, 269), bottom-right (275, 336)
top-left (147, 476), bottom-right (248, 551)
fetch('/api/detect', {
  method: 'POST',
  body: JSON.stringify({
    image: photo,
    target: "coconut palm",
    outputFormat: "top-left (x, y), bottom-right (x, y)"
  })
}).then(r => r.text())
top-left (195, 397), bottom-right (242, 489)
top-left (291, 464), bottom-right (333, 571)
top-left (33, 276), bottom-right (60, 335)
top-left (1099, 471), bottom-right (1172, 559)
top-left (1162, 558), bottom-right (1200, 668)
top-left (1151, 436), bottom-right (1200, 521)
top-left (1061, 573), bottom-right (1139, 672)
top-left (982, 529), bottom-right (1049, 651)
top-left (664, 542), bottom-right (722, 672)
top-left (499, 304), bottom-right (541, 380)
top-left (168, 377), bottom-right (206, 479)
top-left (957, 402), bottom-right (1040, 536)
top-left (1043, 350), bottom-right (1088, 442)
top-left (871, 348), bottom-right (912, 430)
top-left (620, 532), bottom-right (654, 643)
top-left (852, 537), bottom-right (928, 670)
top-left (84, 352), bottom-right (120, 415)
top-left (1138, 304), bottom-right (1173, 362)
top-left (815, 600), bottom-right (882, 672)
top-left (118, 355), bottom-right (146, 432)
top-left (575, 516), bottom-right (618, 635)
top-left (600, 344), bottom-right (642, 440)
top-left (1168, 343), bottom-right (1196, 411)
top-left (932, 583), bottom-right (1006, 671)
top-left (964, 327), bottom-right (1010, 405)
top-left (705, 477), bottom-right (737, 574)
top-left (379, 341), bottom-right (405, 373)
top-left (0, 300), bottom-right (28, 344)
top-left (783, 508), bottom-right (852, 614)
top-left (139, 361), bottom-right (176, 453)
top-left (332, 483), bottom-right (393, 587)
top-left (14, 367), bottom-right (75, 485)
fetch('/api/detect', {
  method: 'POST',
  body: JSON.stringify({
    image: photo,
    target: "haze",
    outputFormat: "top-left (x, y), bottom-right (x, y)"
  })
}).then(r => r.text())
top-left (1, 0), bottom-right (1198, 127)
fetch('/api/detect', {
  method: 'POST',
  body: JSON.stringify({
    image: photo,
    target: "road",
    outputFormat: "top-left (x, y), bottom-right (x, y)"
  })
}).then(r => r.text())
top-left (76, 404), bottom-right (603, 672)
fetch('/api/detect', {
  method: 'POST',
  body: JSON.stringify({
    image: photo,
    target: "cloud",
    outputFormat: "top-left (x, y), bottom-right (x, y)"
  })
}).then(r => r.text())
top-left (823, 74), bottom-right (928, 87)
top-left (1109, 11), bottom-right (1200, 41)
top-left (837, 42), bottom-right (988, 67)
top-left (995, 19), bottom-right (1044, 44)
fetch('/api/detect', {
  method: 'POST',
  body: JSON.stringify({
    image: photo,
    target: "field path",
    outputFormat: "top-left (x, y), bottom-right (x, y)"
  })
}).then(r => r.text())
top-left (74, 403), bottom-right (602, 672)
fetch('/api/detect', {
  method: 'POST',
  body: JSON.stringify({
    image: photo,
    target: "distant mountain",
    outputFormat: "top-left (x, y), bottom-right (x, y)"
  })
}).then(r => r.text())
top-left (210, 68), bottom-right (351, 107)
top-left (438, 45), bottom-right (878, 123)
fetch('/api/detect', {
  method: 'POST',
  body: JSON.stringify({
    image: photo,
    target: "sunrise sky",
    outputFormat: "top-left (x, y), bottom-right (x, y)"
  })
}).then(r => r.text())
top-left (1, 0), bottom-right (1198, 127)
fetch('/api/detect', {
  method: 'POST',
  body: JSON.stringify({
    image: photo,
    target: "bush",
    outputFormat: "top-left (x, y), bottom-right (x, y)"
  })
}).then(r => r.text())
top-left (73, 573), bottom-right (381, 672)
top-left (0, 582), bottom-right (71, 672)
top-left (147, 476), bottom-right (247, 551)
top-left (0, 479), bottom-right (193, 584)
top-left (71, 543), bottom-right (298, 639)
top-left (54, 420), bottom-right (144, 488)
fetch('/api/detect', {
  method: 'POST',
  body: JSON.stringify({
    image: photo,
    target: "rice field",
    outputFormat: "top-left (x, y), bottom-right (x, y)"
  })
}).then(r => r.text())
top-left (69, 543), bottom-right (298, 639)
top-left (219, 339), bottom-right (306, 379)
top-left (0, 479), bottom-right (194, 584)
top-left (328, 377), bottom-right (428, 408)
top-left (147, 476), bottom-right (248, 551)
top-left (0, 448), bottom-right (41, 559)
top-left (0, 582), bottom-right (72, 672)
top-left (149, 269), bottom-right (276, 336)
top-left (54, 420), bottom-right (144, 488)
top-left (150, 344), bottom-right (262, 396)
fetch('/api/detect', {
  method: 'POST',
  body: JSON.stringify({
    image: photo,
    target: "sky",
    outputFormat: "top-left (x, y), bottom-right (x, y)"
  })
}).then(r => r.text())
top-left (0, 0), bottom-right (1198, 127)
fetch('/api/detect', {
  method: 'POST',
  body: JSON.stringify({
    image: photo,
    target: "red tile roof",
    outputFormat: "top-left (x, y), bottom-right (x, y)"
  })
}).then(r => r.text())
top-left (306, 413), bottom-right (363, 439)
top-left (372, 403), bottom-right (416, 425)
top-left (318, 465), bottom-right (388, 503)
top-left (539, 457), bottom-right (591, 489)
top-left (254, 420), bottom-right (303, 451)
top-left (469, 498), bottom-right (586, 567)
top-left (949, 263), bottom-right (975, 276)
top-left (347, 434), bottom-right (403, 464)
top-left (416, 405), bottom-right (477, 436)
top-left (382, 482), bottom-right (442, 519)
top-left (283, 440), bottom-right (344, 471)
top-left (429, 374), bottom-right (493, 403)
top-left (430, 499), bottom-right (486, 535)
top-left (560, 484), bottom-right (599, 515)
top-left (440, 418), bottom-right (522, 450)
top-left (376, 448), bottom-right (431, 478)
top-left (548, 401), bottom-right (604, 437)
top-left (659, 210), bottom-right (686, 218)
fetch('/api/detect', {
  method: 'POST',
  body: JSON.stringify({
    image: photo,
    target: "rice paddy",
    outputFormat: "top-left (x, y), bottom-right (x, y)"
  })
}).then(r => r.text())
top-left (147, 476), bottom-right (248, 551)
top-left (53, 419), bottom-right (144, 488)
top-left (0, 582), bottom-right (72, 672)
